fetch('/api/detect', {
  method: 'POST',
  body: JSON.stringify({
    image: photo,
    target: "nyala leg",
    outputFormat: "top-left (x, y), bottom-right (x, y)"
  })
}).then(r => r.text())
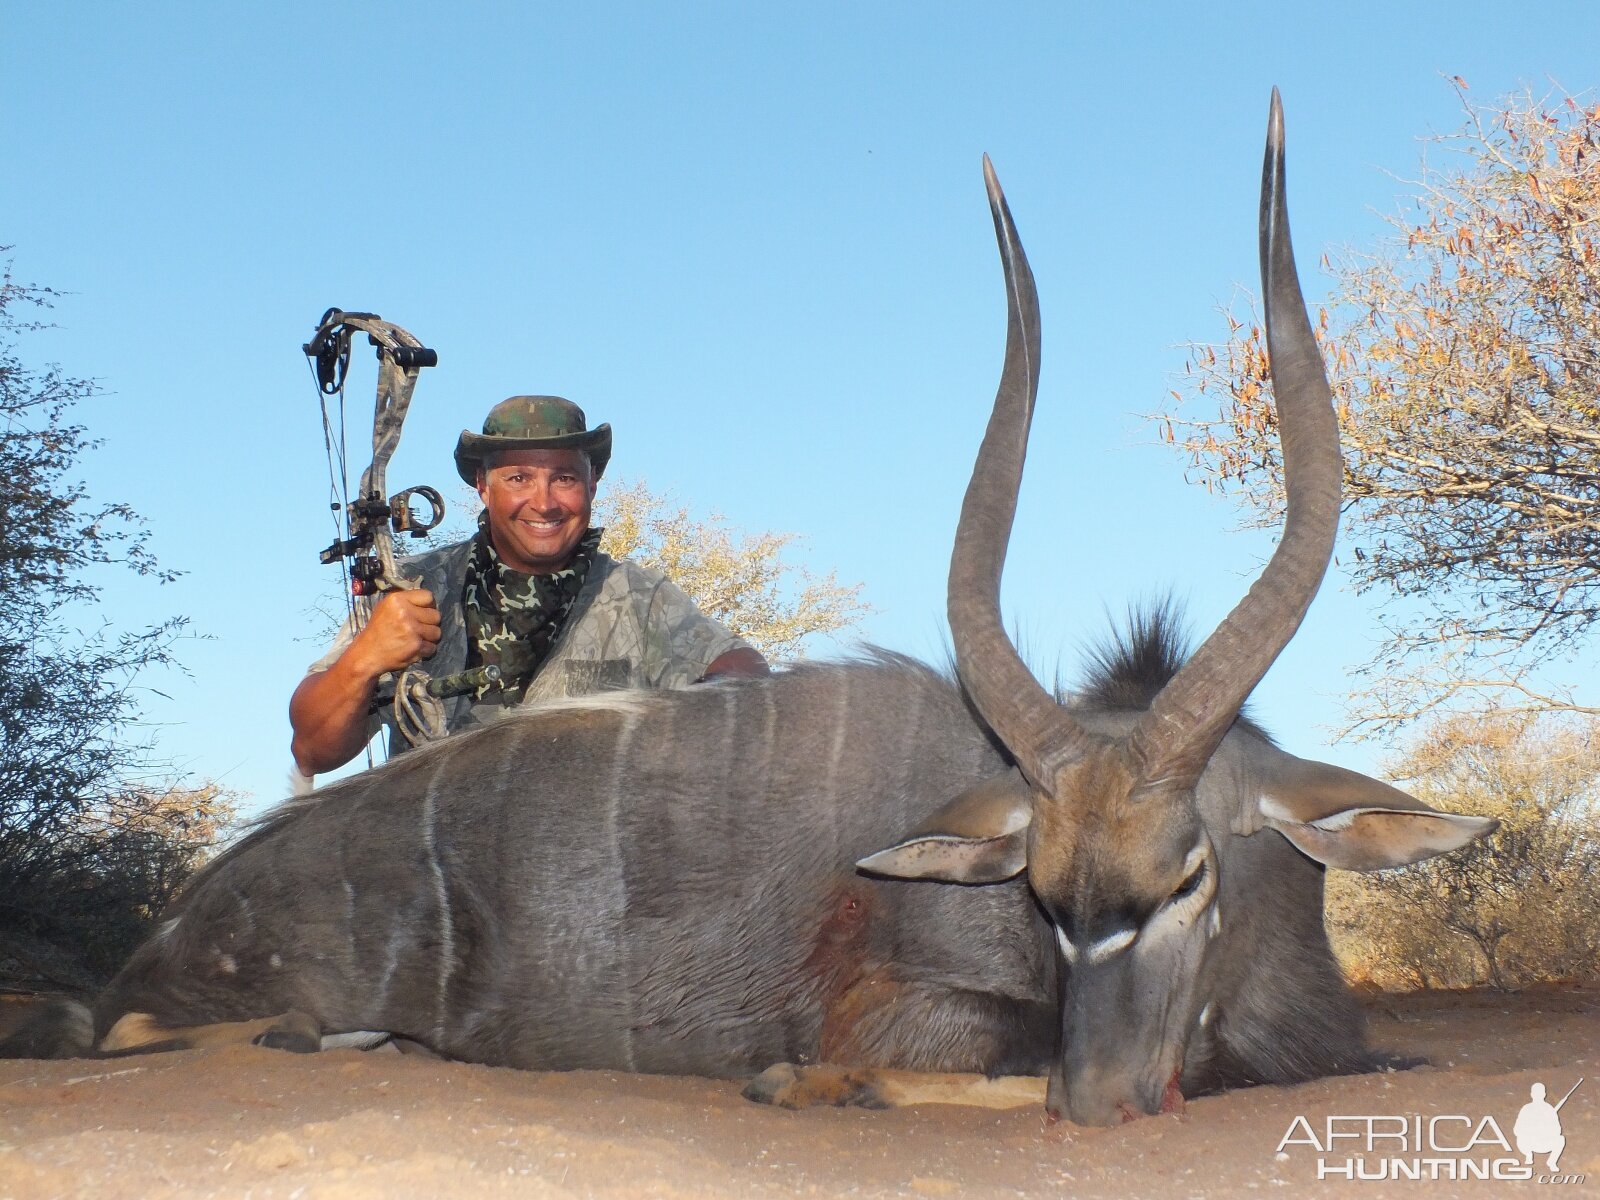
top-left (743, 976), bottom-right (1051, 1110)
top-left (743, 1062), bottom-right (1046, 1110)
top-left (0, 998), bottom-right (94, 1059)
top-left (100, 1009), bottom-right (323, 1055)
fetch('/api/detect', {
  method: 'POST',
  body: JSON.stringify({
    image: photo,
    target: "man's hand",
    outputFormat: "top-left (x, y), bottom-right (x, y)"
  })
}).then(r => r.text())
top-left (346, 589), bottom-right (442, 678)
top-left (290, 589), bottom-right (441, 777)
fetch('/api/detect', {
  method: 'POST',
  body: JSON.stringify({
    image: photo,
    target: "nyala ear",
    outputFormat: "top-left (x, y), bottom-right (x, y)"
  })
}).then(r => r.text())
top-left (1257, 753), bottom-right (1497, 872)
top-left (857, 772), bottom-right (1033, 883)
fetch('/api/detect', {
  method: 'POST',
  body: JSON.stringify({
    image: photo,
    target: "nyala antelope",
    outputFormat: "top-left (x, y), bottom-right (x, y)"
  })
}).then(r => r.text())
top-left (2, 92), bottom-right (1492, 1126)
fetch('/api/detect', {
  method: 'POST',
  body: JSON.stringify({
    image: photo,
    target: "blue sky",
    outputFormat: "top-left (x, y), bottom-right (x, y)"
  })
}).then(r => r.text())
top-left (4, 2), bottom-right (1597, 812)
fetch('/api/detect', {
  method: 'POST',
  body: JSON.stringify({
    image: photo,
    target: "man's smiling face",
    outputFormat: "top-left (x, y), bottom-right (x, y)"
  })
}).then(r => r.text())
top-left (476, 448), bottom-right (598, 574)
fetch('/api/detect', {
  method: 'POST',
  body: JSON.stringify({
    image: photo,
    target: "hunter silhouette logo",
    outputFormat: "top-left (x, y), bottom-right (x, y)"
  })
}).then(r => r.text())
top-left (1276, 1077), bottom-right (1586, 1184)
top-left (1516, 1079), bottom-right (1582, 1172)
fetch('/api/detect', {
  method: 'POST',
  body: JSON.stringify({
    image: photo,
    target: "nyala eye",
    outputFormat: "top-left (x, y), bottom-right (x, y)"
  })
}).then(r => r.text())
top-left (1171, 860), bottom-right (1207, 901)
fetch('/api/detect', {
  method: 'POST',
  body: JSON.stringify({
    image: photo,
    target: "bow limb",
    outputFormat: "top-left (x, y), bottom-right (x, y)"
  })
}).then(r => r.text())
top-left (306, 309), bottom-right (448, 747)
top-left (343, 315), bottom-right (431, 613)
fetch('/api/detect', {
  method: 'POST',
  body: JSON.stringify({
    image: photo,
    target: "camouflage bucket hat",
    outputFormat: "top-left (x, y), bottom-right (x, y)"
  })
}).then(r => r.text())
top-left (454, 395), bottom-right (613, 484)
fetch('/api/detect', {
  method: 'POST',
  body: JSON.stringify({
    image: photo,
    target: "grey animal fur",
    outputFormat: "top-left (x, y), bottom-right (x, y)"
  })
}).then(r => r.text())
top-left (3, 107), bottom-right (1484, 1125)
top-left (10, 625), bottom-right (1368, 1099)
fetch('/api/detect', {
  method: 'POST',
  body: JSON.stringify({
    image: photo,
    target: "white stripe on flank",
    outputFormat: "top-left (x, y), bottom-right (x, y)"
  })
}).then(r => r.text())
top-left (757, 682), bottom-right (778, 788)
top-left (823, 673), bottom-right (851, 854)
top-left (606, 707), bottom-right (642, 1072)
top-left (721, 687), bottom-right (739, 766)
top-left (496, 715), bottom-right (537, 799)
top-left (373, 925), bottom-right (405, 1017)
top-left (422, 751), bottom-right (455, 1046)
top-left (228, 885), bottom-right (254, 933)
top-left (899, 685), bottom-right (927, 792)
top-left (343, 878), bottom-right (357, 968)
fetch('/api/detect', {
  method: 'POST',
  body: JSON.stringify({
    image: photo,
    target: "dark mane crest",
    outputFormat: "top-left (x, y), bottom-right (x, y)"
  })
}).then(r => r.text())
top-left (1074, 600), bottom-right (1192, 713)
top-left (1073, 601), bottom-right (1269, 739)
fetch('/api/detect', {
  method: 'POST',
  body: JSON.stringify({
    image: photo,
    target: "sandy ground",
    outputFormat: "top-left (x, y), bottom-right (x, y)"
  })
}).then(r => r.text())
top-left (0, 986), bottom-right (1596, 1199)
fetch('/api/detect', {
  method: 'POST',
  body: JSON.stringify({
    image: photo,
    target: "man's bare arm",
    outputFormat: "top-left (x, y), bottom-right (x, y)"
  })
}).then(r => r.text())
top-left (290, 590), bottom-right (442, 775)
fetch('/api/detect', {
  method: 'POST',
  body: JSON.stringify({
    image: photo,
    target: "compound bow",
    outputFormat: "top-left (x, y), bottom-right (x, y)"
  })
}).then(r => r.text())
top-left (304, 307), bottom-right (449, 748)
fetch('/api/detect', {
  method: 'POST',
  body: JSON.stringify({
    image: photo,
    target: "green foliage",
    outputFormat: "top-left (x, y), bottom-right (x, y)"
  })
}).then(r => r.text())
top-left (596, 479), bottom-right (869, 662)
top-left (0, 256), bottom-right (207, 988)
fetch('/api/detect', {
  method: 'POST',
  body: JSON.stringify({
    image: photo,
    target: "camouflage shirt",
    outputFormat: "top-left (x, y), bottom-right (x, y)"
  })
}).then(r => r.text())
top-left (459, 518), bottom-right (603, 706)
top-left (308, 535), bottom-right (751, 752)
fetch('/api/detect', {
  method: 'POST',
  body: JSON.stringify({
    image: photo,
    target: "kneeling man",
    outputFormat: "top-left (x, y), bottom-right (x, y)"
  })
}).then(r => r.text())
top-left (292, 395), bottom-right (766, 775)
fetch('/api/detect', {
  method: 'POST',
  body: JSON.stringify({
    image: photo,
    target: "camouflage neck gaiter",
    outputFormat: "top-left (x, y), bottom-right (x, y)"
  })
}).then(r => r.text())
top-left (461, 511), bottom-right (603, 705)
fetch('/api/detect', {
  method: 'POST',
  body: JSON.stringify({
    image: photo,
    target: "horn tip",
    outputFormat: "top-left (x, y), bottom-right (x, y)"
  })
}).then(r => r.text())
top-left (1268, 88), bottom-right (1284, 147)
top-left (982, 153), bottom-right (1003, 204)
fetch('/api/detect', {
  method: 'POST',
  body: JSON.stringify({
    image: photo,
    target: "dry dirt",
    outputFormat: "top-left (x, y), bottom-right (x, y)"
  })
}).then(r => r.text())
top-left (1, 986), bottom-right (1596, 1199)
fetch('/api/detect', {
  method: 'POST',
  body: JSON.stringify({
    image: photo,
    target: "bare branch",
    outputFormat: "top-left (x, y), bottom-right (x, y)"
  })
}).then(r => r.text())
top-left (1158, 86), bottom-right (1600, 732)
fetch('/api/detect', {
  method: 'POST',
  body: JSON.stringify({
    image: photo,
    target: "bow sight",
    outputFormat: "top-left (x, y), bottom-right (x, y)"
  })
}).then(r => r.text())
top-left (304, 308), bottom-right (444, 597)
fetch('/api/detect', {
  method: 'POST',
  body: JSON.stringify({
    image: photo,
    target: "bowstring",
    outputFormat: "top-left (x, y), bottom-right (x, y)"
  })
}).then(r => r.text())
top-left (307, 352), bottom-right (378, 771)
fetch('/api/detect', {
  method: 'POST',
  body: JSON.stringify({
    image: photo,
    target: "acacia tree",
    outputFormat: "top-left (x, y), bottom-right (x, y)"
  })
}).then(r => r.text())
top-left (1163, 82), bottom-right (1600, 733)
top-left (595, 479), bottom-right (869, 662)
top-left (0, 259), bottom-right (211, 986)
top-left (373, 478), bottom-right (872, 664)
top-left (1326, 711), bottom-right (1600, 990)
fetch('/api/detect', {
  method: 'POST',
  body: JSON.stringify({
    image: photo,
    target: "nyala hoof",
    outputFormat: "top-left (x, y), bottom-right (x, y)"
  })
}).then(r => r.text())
top-left (742, 1063), bottom-right (891, 1110)
top-left (252, 1011), bottom-right (321, 1054)
top-left (1370, 1049), bottom-right (1429, 1073)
